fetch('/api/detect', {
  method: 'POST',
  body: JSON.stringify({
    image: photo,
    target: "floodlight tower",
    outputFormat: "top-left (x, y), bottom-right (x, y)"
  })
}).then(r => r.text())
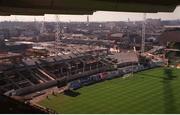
top-left (34, 17), bottom-right (37, 26)
top-left (34, 17), bottom-right (39, 32)
top-left (141, 13), bottom-right (146, 54)
top-left (40, 16), bottom-right (46, 34)
top-left (54, 15), bottom-right (63, 56)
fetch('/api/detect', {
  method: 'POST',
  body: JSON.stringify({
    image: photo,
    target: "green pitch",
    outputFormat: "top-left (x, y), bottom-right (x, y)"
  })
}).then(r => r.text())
top-left (39, 67), bottom-right (180, 114)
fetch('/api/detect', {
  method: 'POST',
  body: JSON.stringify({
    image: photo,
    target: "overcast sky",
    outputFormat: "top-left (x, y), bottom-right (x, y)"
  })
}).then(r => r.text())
top-left (1, 6), bottom-right (180, 22)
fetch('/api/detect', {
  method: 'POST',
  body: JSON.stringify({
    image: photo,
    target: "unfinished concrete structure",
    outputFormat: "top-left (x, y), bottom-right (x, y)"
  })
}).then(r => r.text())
top-left (0, 52), bottom-right (114, 96)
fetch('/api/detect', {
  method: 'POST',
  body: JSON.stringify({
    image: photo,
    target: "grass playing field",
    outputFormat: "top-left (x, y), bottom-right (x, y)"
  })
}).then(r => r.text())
top-left (39, 67), bottom-right (180, 114)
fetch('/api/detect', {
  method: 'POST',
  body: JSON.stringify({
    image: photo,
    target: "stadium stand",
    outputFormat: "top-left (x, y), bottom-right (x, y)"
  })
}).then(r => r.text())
top-left (0, 53), bottom-right (111, 96)
top-left (67, 62), bottom-right (162, 91)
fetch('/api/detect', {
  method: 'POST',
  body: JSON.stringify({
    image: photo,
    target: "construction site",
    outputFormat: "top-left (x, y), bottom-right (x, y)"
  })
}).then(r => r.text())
top-left (0, 0), bottom-right (180, 113)
top-left (0, 13), bottom-right (180, 113)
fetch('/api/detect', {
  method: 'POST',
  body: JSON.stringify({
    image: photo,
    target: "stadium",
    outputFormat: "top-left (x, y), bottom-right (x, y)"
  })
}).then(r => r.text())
top-left (0, 0), bottom-right (180, 114)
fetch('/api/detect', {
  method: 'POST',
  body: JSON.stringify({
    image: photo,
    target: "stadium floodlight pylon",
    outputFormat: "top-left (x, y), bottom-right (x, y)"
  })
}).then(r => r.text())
top-left (54, 15), bottom-right (64, 56)
top-left (40, 16), bottom-right (46, 34)
top-left (34, 17), bottom-right (38, 31)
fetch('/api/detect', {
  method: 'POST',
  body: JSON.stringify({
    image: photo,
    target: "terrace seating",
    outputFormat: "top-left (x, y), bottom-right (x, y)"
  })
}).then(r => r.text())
top-left (17, 80), bottom-right (32, 88)
top-left (0, 53), bottom-right (113, 96)
top-left (37, 69), bottom-right (55, 80)
top-left (19, 70), bottom-right (41, 84)
top-left (2, 84), bottom-right (18, 94)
